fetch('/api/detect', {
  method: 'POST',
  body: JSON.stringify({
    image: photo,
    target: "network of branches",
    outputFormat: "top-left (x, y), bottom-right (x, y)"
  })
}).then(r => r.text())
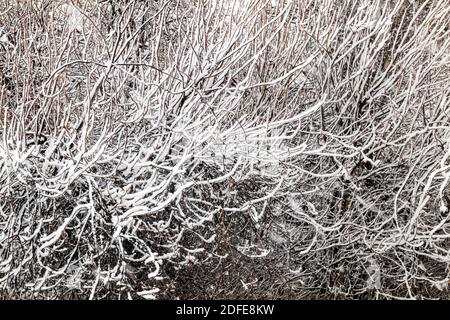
top-left (0, 0), bottom-right (449, 299)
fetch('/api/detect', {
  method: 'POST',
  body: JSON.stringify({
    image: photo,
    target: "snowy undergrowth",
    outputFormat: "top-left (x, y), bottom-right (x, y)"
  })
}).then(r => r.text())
top-left (0, 0), bottom-right (449, 299)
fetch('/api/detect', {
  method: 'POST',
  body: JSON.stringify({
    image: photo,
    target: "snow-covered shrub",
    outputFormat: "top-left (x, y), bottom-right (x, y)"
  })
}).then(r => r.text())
top-left (0, 0), bottom-right (449, 299)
